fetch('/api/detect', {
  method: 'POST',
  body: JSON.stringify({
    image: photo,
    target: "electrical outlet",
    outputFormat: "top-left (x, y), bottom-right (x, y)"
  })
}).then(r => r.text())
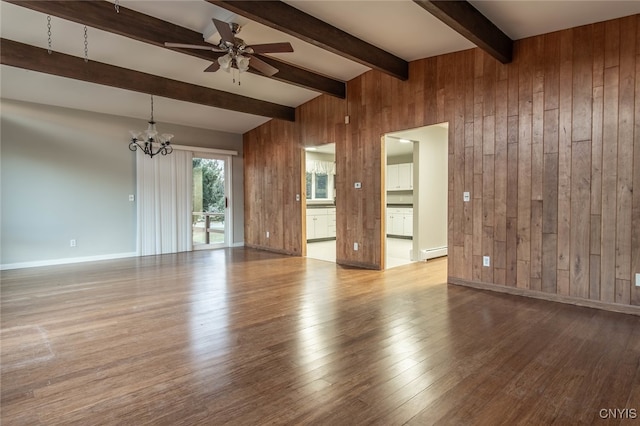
top-left (296, 194), bottom-right (300, 201)
top-left (483, 256), bottom-right (490, 267)
top-left (636, 273), bottom-right (640, 287)
top-left (70, 239), bottom-right (77, 248)
top-left (353, 242), bottom-right (359, 251)
top-left (354, 182), bottom-right (362, 189)
top-left (266, 231), bottom-right (270, 238)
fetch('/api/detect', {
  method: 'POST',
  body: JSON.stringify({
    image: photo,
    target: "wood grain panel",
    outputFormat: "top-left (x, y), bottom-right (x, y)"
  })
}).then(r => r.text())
top-left (572, 25), bottom-right (593, 143)
top-left (569, 140), bottom-right (591, 299)
top-left (530, 200), bottom-right (543, 291)
top-left (542, 234), bottom-right (558, 293)
top-left (544, 31), bottom-right (561, 111)
top-left (557, 29), bottom-right (573, 277)
top-left (615, 16), bottom-right (636, 282)
top-left (517, 38), bottom-right (533, 276)
top-left (633, 28), bottom-right (640, 306)
top-left (243, 15), bottom-right (640, 310)
top-left (601, 66), bottom-right (619, 303)
top-left (494, 80), bottom-right (508, 244)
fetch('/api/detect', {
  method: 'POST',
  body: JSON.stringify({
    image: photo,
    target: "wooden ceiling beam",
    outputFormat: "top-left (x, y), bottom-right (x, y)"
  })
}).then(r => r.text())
top-left (413, 0), bottom-right (512, 63)
top-left (0, 38), bottom-right (295, 121)
top-left (208, 0), bottom-right (409, 80)
top-left (6, 0), bottom-right (345, 98)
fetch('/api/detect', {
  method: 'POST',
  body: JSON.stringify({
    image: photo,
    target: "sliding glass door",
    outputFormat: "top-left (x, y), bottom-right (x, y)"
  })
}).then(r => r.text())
top-left (192, 154), bottom-right (231, 249)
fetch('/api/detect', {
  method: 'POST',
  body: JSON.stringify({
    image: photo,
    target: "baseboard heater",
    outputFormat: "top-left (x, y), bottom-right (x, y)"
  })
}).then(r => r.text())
top-left (411, 246), bottom-right (448, 261)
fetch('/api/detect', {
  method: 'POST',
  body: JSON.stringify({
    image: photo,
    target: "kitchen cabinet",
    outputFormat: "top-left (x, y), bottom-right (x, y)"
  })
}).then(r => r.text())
top-left (386, 207), bottom-right (413, 237)
top-left (306, 207), bottom-right (336, 240)
top-left (387, 163), bottom-right (413, 191)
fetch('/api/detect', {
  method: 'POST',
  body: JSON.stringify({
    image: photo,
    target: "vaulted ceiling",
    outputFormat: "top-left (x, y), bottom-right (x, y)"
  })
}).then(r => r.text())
top-left (1, 1), bottom-right (639, 134)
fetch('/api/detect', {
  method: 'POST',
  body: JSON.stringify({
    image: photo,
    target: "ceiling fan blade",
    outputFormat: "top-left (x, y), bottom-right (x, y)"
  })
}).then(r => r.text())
top-left (212, 18), bottom-right (234, 44)
top-left (204, 62), bottom-right (220, 72)
top-left (248, 56), bottom-right (279, 77)
top-left (247, 42), bottom-right (294, 54)
top-left (164, 42), bottom-right (226, 52)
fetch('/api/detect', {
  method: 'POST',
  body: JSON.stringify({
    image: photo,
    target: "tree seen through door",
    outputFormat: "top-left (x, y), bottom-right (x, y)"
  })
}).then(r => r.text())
top-left (193, 158), bottom-right (225, 245)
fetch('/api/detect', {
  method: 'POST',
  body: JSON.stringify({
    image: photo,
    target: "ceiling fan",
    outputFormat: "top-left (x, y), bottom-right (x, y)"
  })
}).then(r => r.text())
top-left (165, 18), bottom-right (293, 77)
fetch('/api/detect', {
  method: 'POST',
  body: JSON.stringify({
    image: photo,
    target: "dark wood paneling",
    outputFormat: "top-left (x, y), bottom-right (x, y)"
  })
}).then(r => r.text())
top-left (244, 119), bottom-right (302, 255)
top-left (243, 15), bottom-right (640, 310)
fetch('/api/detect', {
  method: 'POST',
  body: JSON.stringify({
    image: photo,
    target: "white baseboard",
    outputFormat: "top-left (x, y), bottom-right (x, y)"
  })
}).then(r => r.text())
top-left (1, 252), bottom-right (138, 270)
top-left (410, 246), bottom-right (448, 261)
top-left (232, 242), bottom-right (245, 247)
top-left (421, 247), bottom-right (448, 260)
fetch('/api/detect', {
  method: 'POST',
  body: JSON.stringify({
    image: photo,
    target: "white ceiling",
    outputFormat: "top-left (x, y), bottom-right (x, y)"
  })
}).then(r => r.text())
top-left (2, 1), bottom-right (639, 135)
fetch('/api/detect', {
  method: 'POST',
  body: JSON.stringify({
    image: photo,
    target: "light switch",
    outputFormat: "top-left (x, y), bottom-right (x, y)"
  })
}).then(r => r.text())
top-left (463, 192), bottom-right (470, 202)
top-left (129, 194), bottom-right (135, 202)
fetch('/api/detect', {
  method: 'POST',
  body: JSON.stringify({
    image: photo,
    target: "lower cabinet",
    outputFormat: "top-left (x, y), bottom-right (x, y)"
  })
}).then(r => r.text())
top-left (386, 207), bottom-right (413, 237)
top-left (307, 208), bottom-right (336, 240)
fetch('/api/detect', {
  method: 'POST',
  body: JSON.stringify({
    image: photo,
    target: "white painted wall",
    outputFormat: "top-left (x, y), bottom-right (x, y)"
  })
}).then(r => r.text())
top-left (412, 126), bottom-right (448, 259)
top-left (1, 99), bottom-right (244, 268)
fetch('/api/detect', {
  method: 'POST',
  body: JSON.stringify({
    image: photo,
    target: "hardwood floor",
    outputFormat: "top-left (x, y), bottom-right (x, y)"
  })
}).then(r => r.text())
top-left (1, 248), bottom-right (639, 425)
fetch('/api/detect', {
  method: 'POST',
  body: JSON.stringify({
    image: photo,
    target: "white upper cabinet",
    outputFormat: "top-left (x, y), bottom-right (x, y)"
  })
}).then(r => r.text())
top-left (387, 163), bottom-right (412, 191)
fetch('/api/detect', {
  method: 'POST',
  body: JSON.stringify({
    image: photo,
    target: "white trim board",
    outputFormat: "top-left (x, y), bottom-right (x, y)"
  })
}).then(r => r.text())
top-left (171, 144), bottom-right (238, 156)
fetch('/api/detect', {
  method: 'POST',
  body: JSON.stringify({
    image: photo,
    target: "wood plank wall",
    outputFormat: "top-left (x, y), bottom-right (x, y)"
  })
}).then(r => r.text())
top-left (243, 15), bottom-right (640, 309)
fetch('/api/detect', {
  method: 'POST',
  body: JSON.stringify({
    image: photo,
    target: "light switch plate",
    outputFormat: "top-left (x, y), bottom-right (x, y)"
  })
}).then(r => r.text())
top-left (483, 256), bottom-right (490, 267)
top-left (129, 194), bottom-right (135, 202)
top-left (636, 273), bottom-right (640, 287)
top-left (354, 182), bottom-right (362, 189)
top-left (463, 192), bottom-right (470, 202)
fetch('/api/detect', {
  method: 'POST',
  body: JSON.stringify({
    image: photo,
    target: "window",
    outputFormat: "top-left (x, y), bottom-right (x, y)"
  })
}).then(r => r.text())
top-left (306, 172), bottom-right (333, 200)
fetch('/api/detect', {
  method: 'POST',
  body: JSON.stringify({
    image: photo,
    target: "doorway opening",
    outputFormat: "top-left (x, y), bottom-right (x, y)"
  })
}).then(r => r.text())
top-left (304, 143), bottom-right (336, 263)
top-left (384, 123), bottom-right (448, 269)
top-left (192, 154), bottom-right (232, 250)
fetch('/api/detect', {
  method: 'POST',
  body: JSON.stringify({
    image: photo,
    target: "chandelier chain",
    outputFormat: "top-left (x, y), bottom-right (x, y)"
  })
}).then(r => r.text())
top-left (114, 0), bottom-right (120, 13)
top-left (47, 15), bottom-right (52, 54)
top-left (84, 26), bottom-right (88, 63)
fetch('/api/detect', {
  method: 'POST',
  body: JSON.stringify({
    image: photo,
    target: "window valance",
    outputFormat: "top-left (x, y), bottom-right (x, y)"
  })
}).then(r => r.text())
top-left (306, 160), bottom-right (336, 175)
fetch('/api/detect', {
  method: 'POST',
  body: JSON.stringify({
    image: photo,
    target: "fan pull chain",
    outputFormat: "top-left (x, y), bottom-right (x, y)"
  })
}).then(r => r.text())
top-left (84, 26), bottom-right (89, 63)
top-left (114, 0), bottom-right (120, 13)
top-left (47, 15), bottom-right (52, 54)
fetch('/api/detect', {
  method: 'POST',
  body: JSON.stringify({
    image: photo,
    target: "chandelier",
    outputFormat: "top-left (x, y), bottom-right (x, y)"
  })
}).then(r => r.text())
top-left (129, 95), bottom-right (174, 158)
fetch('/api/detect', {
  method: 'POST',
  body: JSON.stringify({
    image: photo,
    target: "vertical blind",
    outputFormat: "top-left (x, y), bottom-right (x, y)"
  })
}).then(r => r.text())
top-left (136, 150), bottom-right (192, 256)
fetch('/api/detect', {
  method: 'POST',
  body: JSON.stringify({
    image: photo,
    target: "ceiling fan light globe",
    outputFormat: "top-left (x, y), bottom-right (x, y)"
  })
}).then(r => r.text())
top-left (237, 55), bottom-right (250, 72)
top-left (218, 53), bottom-right (232, 71)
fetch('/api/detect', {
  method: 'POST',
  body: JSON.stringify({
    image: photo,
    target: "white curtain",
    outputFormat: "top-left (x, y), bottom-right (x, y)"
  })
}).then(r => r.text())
top-left (306, 160), bottom-right (336, 175)
top-left (136, 150), bottom-right (193, 256)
